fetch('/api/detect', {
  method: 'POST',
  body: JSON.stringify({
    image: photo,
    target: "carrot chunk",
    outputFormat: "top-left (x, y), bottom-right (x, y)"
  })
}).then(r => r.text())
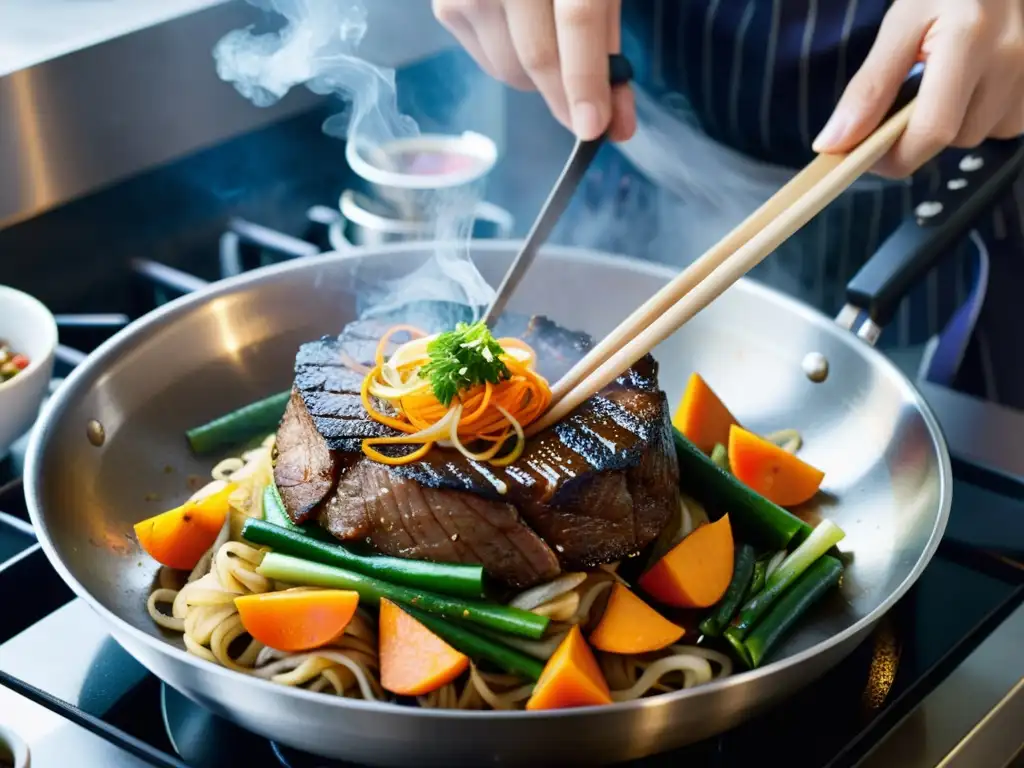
top-left (639, 514), bottom-right (734, 608)
top-left (672, 373), bottom-right (739, 454)
top-left (236, 589), bottom-right (360, 652)
top-left (728, 425), bottom-right (824, 507)
top-left (379, 598), bottom-right (470, 696)
top-left (134, 484), bottom-right (235, 570)
top-left (525, 625), bottom-right (612, 711)
top-left (589, 583), bottom-right (685, 654)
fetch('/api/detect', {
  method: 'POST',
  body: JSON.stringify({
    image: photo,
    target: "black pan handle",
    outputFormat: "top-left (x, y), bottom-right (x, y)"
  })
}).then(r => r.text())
top-left (843, 138), bottom-right (1024, 331)
top-left (840, 65), bottom-right (1024, 331)
top-left (608, 53), bottom-right (634, 87)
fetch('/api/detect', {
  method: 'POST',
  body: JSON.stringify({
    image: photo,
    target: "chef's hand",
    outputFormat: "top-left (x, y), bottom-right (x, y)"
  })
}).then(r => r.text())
top-left (814, 0), bottom-right (1024, 178)
top-left (432, 0), bottom-right (636, 142)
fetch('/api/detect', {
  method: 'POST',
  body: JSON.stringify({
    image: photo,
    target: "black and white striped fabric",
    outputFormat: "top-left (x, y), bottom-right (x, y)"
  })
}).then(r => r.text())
top-left (557, 0), bottom-right (1023, 406)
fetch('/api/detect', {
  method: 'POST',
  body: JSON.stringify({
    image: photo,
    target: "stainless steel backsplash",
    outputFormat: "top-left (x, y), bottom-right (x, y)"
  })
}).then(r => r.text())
top-left (0, 0), bottom-right (456, 229)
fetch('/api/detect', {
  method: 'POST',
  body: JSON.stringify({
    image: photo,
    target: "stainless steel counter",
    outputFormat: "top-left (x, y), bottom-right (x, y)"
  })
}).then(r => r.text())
top-left (859, 601), bottom-right (1024, 768)
top-left (0, 552), bottom-right (153, 768)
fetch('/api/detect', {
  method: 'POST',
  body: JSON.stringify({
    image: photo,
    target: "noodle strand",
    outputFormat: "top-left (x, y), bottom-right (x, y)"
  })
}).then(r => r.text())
top-left (145, 439), bottom-right (737, 709)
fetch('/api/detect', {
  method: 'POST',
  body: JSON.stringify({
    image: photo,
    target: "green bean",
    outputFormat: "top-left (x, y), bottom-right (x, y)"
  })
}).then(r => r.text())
top-left (729, 520), bottom-right (845, 640)
top-left (243, 517), bottom-right (485, 600)
top-left (743, 556), bottom-right (843, 667)
top-left (672, 428), bottom-right (812, 549)
top-left (258, 553), bottom-right (547, 639)
top-left (699, 544), bottom-right (756, 637)
top-left (186, 390), bottom-right (290, 454)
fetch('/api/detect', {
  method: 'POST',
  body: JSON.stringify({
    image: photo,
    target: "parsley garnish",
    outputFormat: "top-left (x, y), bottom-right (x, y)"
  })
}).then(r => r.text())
top-left (420, 322), bottom-right (509, 406)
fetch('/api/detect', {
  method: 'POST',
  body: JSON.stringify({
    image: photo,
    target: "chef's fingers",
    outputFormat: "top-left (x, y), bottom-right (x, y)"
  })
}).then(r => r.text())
top-left (608, 82), bottom-right (637, 142)
top-left (505, 0), bottom-right (571, 130)
top-left (965, 18), bottom-right (1024, 142)
top-left (433, 1), bottom-right (499, 78)
top-left (471, 4), bottom-right (535, 90)
top-left (435, 19), bottom-right (493, 78)
top-left (554, 0), bottom-right (614, 140)
top-left (952, 74), bottom-right (1017, 148)
top-left (605, 0), bottom-right (636, 142)
top-left (876, 20), bottom-right (986, 177)
top-left (432, 0), bottom-right (530, 89)
top-left (991, 87), bottom-right (1024, 139)
top-left (812, 2), bottom-right (927, 154)
top-left (989, 5), bottom-right (1024, 139)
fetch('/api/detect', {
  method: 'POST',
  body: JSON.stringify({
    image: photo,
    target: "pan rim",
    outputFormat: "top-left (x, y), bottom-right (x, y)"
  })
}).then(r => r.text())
top-left (24, 240), bottom-right (952, 722)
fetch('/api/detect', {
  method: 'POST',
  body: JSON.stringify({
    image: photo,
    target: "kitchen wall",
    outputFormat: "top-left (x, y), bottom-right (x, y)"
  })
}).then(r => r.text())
top-left (0, 0), bottom-right (457, 228)
top-left (0, 41), bottom-right (574, 314)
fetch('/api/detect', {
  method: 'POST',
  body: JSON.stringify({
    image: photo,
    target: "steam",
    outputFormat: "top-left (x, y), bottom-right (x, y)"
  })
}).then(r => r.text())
top-left (214, 0), bottom-right (497, 321)
top-left (214, 0), bottom-right (417, 147)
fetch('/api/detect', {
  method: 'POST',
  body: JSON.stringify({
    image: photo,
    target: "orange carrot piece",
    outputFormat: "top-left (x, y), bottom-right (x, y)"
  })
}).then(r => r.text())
top-left (236, 589), bottom-right (360, 652)
top-left (589, 583), bottom-right (685, 654)
top-left (525, 625), bottom-right (612, 711)
top-left (379, 598), bottom-right (470, 696)
top-left (133, 484), bottom-right (235, 570)
top-left (672, 373), bottom-right (740, 454)
top-left (728, 425), bottom-right (824, 507)
top-left (638, 514), bottom-right (734, 609)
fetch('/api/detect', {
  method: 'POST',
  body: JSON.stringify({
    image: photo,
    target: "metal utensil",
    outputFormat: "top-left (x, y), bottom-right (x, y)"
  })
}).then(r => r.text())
top-left (483, 54), bottom-right (634, 325)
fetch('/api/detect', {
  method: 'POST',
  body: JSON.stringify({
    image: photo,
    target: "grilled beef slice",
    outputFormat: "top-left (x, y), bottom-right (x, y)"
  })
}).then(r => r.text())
top-left (274, 301), bottom-right (679, 587)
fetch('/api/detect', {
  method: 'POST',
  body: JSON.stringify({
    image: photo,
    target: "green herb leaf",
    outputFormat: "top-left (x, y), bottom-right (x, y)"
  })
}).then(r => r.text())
top-left (420, 322), bottom-right (509, 406)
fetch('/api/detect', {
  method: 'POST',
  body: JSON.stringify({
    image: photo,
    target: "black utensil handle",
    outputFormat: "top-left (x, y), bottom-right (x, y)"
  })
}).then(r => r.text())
top-left (567, 53), bottom-right (634, 184)
top-left (609, 53), bottom-right (633, 87)
top-left (569, 53), bottom-right (634, 163)
top-left (844, 137), bottom-right (1024, 327)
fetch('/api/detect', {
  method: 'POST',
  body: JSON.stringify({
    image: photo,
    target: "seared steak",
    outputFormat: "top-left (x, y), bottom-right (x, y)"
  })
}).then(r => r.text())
top-left (274, 302), bottom-right (679, 587)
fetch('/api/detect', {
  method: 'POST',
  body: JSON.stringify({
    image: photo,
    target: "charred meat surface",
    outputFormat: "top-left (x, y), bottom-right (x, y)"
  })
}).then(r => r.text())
top-left (274, 301), bottom-right (679, 587)
top-left (275, 390), bottom-right (336, 521)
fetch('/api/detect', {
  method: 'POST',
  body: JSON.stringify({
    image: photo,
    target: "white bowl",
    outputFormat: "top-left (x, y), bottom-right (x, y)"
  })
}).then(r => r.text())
top-left (0, 286), bottom-right (57, 458)
top-left (0, 723), bottom-right (30, 768)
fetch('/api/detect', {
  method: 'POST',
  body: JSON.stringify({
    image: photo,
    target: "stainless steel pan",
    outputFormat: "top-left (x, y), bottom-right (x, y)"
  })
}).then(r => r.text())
top-left (23, 139), bottom-right (1024, 766)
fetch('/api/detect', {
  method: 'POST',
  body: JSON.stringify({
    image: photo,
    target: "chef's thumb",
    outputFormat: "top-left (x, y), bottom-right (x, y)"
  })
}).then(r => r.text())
top-left (813, 7), bottom-right (926, 154)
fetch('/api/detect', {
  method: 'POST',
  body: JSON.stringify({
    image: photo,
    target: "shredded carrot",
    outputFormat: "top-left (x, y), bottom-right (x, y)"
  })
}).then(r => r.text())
top-left (375, 325), bottom-right (427, 368)
top-left (357, 325), bottom-right (552, 466)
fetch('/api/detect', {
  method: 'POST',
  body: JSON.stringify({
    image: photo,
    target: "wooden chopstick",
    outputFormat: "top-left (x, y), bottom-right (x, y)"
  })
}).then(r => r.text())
top-left (547, 154), bottom-right (843, 404)
top-left (529, 100), bottom-right (916, 435)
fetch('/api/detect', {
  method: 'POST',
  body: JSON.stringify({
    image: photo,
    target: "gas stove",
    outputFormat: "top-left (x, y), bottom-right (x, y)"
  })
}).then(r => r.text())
top-left (1, 203), bottom-right (1023, 767)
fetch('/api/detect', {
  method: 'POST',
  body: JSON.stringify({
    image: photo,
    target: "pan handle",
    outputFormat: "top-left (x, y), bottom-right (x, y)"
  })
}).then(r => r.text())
top-left (837, 136), bottom-right (1024, 345)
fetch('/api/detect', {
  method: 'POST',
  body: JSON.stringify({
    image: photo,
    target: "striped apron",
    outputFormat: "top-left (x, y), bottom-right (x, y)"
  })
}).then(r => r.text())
top-left (553, 0), bottom-right (1024, 408)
